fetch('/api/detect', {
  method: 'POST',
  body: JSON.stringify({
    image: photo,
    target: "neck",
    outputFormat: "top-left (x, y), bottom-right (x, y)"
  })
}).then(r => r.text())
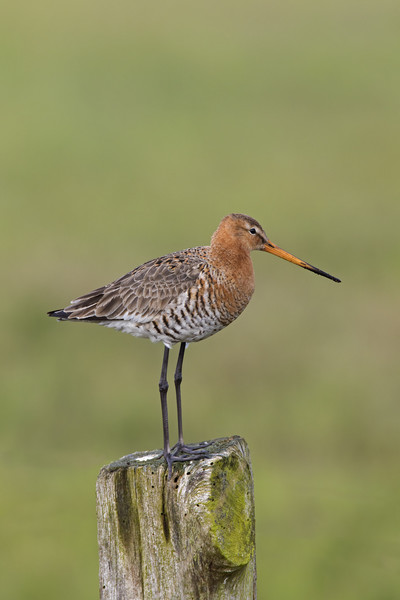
top-left (209, 234), bottom-right (255, 291)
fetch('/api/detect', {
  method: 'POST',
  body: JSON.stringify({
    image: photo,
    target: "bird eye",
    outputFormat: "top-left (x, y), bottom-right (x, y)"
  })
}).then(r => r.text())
top-left (249, 228), bottom-right (257, 235)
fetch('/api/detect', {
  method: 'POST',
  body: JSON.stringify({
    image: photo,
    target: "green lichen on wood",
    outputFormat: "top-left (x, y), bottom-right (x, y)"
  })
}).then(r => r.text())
top-left (206, 450), bottom-right (255, 569)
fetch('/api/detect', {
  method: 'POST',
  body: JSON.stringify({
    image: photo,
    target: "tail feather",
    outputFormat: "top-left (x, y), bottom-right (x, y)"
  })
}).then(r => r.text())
top-left (47, 308), bottom-right (106, 322)
top-left (48, 309), bottom-right (71, 320)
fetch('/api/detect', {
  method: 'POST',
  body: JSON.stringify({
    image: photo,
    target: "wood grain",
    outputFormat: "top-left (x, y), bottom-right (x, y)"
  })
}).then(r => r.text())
top-left (97, 436), bottom-right (256, 599)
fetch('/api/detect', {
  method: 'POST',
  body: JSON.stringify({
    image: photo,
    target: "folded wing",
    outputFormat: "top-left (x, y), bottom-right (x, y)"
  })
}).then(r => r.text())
top-left (49, 250), bottom-right (205, 323)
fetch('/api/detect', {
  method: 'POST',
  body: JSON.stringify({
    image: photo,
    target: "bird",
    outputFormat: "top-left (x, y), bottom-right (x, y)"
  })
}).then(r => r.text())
top-left (48, 213), bottom-right (340, 475)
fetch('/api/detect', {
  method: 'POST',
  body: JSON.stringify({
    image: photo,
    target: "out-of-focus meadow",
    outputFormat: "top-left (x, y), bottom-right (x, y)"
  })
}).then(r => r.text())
top-left (1, 0), bottom-right (400, 598)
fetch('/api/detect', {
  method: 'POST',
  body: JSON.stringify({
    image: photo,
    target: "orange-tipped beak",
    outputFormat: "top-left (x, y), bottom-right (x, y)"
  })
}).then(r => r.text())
top-left (264, 241), bottom-right (341, 283)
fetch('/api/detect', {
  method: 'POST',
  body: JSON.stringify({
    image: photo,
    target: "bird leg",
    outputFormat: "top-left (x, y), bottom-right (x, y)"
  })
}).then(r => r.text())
top-left (175, 342), bottom-right (186, 448)
top-left (159, 346), bottom-right (172, 474)
top-left (158, 345), bottom-right (209, 478)
top-left (171, 343), bottom-right (212, 457)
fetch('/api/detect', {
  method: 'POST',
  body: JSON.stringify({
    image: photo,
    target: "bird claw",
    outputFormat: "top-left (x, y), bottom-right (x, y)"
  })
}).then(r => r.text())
top-left (171, 440), bottom-right (213, 456)
top-left (164, 449), bottom-right (211, 479)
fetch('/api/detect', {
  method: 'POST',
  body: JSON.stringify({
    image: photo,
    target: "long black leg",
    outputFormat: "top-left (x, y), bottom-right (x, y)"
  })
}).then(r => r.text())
top-left (171, 343), bottom-right (213, 458)
top-left (174, 342), bottom-right (186, 447)
top-left (159, 343), bottom-right (207, 476)
top-left (159, 345), bottom-right (171, 473)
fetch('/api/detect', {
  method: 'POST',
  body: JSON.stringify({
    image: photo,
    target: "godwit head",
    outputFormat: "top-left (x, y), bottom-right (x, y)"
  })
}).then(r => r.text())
top-left (211, 213), bottom-right (340, 283)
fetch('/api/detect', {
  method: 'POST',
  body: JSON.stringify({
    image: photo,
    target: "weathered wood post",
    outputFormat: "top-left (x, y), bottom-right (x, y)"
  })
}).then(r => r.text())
top-left (96, 435), bottom-right (256, 599)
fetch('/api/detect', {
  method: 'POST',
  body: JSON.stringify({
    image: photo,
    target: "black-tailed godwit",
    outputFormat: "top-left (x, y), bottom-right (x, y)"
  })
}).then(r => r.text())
top-left (48, 213), bottom-right (340, 474)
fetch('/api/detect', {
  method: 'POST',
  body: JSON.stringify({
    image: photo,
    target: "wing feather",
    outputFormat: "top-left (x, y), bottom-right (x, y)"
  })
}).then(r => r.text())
top-left (59, 248), bottom-right (207, 322)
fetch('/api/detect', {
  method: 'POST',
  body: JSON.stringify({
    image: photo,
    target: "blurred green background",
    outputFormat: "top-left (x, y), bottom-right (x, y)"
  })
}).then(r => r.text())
top-left (1, 0), bottom-right (400, 598)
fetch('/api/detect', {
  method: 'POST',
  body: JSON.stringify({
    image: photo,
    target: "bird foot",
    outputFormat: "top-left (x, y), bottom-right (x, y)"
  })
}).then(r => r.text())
top-left (164, 449), bottom-right (211, 479)
top-left (171, 440), bottom-right (213, 456)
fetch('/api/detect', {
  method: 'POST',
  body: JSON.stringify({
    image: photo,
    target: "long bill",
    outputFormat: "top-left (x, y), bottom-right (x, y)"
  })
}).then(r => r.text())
top-left (264, 241), bottom-right (341, 283)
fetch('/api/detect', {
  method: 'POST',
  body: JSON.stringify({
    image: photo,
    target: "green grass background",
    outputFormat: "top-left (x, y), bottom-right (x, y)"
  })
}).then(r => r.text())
top-left (1, 0), bottom-right (400, 598)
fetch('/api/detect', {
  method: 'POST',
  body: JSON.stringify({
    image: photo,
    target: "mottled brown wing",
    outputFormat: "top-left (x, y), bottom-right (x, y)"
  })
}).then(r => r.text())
top-left (60, 250), bottom-right (206, 322)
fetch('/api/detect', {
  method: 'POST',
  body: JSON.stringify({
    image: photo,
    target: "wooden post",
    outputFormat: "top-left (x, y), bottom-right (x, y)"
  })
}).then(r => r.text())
top-left (96, 436), bottom-right (256, 599)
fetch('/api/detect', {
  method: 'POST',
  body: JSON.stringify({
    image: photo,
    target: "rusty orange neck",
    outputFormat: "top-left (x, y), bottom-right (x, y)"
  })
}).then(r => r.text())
top-left (209, 224), bottom-right (255, 292)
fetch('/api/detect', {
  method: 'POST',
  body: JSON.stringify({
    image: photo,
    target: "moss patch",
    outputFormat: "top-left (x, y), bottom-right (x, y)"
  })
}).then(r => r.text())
top-left (207, 453), bottom-right (254, 568)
